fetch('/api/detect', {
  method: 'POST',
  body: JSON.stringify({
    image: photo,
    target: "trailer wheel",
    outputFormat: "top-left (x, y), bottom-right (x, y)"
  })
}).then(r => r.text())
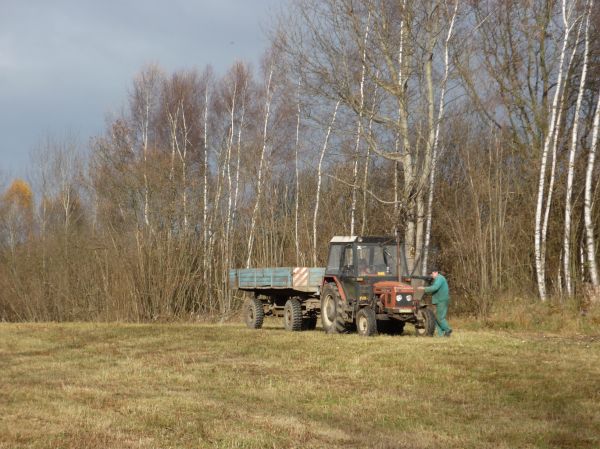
top-left (415, 307), bottom-right (436, 337)
top-left (320, 283), bottom-right (348, 334)
top-left (284, 298), bottom-right (303, 331)
top-left (244, 298), bottom-right (264, 329)
top-left (356, 307), bottom-right (378, 336)
top-left (302, 316), bottom-right (318, 331)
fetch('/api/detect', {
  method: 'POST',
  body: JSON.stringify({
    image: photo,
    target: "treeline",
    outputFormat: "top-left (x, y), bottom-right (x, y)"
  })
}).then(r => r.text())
top-left (1, 0), bottom-right (599, 321)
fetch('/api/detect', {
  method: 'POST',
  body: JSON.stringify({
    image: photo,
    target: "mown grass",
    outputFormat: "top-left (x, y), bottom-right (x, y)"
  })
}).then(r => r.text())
top-left (1, 321), bottom-right (599, 449)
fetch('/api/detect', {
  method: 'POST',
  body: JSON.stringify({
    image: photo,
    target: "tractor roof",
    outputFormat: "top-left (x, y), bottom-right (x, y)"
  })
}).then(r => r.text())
top-left (329, 236), bottom-right (396, 244)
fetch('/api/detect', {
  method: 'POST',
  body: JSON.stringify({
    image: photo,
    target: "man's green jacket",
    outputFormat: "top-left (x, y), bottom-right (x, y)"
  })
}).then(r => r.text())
top-left (423, 274), bottom-right (449, 304)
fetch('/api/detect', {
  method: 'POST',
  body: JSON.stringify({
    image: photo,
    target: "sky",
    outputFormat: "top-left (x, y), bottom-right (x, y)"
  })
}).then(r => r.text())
top-left (0, 0), bottom-right (285, 179)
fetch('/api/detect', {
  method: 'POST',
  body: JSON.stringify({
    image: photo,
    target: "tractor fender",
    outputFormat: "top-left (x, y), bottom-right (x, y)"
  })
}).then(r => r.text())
top-left (322, 276), bottom-right (347, 302)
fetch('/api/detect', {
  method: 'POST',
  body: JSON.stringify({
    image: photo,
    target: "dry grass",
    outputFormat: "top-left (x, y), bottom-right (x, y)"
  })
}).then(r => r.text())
top-left (1, 321), bottom-right (599, 449)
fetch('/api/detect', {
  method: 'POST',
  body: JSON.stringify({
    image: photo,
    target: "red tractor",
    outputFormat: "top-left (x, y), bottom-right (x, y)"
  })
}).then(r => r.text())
top-left (319, 236), bottom-right (436, 336)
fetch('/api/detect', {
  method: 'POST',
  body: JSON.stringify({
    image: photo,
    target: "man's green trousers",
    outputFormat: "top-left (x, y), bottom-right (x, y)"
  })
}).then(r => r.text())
top-left (435, 300), bottom-right (452, 336)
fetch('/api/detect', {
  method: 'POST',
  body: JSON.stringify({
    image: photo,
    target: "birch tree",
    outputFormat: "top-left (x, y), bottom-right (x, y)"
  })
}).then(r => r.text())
top-left (535, 0), bottom-right (578, 301)
top-left (584, 83), bottom-right (600, 288)
top-left (131, 64), bottom-right (164, 229)
top-left (278, 0), bottom-right (463, 273)
top-left (246, 64), bottom-right (274, 268)
top-left (422, 0), bottom-right (458, 275)
top-left (563, 0), bottom-right (593, 296)
top-left (313, 100), bottom-right (340, 266)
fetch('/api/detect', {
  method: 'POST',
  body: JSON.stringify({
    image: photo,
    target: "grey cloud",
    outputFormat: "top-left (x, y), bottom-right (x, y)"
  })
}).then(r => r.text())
top-left (0, 0), bottom-right (285, 177)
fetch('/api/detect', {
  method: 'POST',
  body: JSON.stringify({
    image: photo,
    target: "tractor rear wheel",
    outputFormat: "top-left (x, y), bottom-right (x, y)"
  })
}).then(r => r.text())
top-left (415, 307), bottom-right (436, 337)
top-left (320, 283), bottom-right (348, 334)
top-left (244, 298), bottom-right (264, 329)
top-left (356, 307), bottom-right (378, 337)
top-left (284, 298), bottom-right (303, 331)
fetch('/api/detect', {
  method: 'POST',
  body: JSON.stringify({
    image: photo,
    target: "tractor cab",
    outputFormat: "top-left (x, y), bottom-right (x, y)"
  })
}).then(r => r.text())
top-left (325, 236), bottom-right (399, 278)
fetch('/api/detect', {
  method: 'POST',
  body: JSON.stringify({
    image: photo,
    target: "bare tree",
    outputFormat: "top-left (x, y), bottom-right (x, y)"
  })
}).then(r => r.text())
top-left (131, 64), bottom-right (164, 228)
top-left (584, 81), bottom-right (600, 288)
top-left (246, 63), bottom-right (275, 268)
top-left (313, 100), bottom-right (340, 266)
top-left (563, 0), bottom-right (593, 296)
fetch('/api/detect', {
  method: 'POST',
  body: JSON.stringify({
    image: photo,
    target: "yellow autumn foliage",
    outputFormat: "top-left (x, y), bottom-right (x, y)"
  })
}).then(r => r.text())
top-left (3, 179), bottom-right (33, 211)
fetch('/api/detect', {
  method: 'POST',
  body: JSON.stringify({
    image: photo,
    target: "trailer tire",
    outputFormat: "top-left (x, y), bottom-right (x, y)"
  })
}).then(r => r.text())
top-left (284, 298), bottom-right (303, 332)
top-left (244, 298), bottom-right (264, 329)
top-left (415, 307), bottom-right (436, 337)
top-left (320, 283), bottom-right (348, 334)
top-left (356, 307), bottom-right (378, 336)
top-left (302, 316), bottom-right (318, 330)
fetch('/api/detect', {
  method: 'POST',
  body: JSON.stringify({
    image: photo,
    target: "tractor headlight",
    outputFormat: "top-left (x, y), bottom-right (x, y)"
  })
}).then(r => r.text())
top-left (406, 295), bottom-right (412, 302)
top-left (396, 294), bottom-right (402, 302)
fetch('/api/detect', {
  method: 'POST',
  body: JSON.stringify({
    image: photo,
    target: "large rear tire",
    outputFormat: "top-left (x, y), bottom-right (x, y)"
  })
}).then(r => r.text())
top-left (244, 298), bottom-right (264, 329)
top-left (415, 307), bottom-right (436, 337)
top-left (284, 298), bottom-right (303, 332)
top-left (356, 307), bottom-right (378, 337)
top-left (320, 283), bottom-right (348, 334)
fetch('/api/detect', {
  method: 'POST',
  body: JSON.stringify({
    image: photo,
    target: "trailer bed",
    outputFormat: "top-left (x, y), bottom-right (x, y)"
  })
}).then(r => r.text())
top-left (229, 267), bottom-right (325, 294)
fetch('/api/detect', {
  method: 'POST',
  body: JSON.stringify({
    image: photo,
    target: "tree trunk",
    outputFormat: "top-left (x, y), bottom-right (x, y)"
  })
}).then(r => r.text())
top-left (563, 2), bottom-right (591, 296)
top-left (584, 80), bottom-right (600, 287)
top-left (534, 0), bottom-right (574, 301)
top-left (246, 66), bottom-right (274, 268)
top-left (313, 100), bottom-right (340, 266)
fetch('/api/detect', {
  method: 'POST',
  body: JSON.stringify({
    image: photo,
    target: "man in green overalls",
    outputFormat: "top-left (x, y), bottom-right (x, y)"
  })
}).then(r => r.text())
top-left (418, 268), bottom-right (452, 337)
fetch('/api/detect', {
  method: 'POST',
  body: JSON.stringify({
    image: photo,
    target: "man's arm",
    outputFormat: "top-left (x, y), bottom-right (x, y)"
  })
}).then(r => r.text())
top-left (423, 276), bottom-right (442, 294)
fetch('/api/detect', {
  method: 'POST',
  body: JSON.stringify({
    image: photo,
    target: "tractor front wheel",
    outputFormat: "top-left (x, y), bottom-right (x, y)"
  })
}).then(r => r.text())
top-left (356, 307), bottom-right (378, 337)
top-left (415, 307), bottom-right (436, 336)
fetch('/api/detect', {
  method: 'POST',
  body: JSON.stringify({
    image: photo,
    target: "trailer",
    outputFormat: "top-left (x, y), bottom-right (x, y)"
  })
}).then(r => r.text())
top-left (229, 267), bottom-right (325, 331)
top-left (230, 236), bottom-right (436, 336)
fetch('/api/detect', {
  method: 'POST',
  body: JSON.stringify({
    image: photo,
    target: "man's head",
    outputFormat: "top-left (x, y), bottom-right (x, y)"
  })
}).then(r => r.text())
top-left (430, 267), bottom-right (440, 278)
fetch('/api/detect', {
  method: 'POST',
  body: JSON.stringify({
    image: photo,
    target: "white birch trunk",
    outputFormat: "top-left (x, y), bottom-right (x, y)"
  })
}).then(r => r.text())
top-left (422, 0), bottom-right (458, 275)
top-left (203, 88), bottom-right (209, 253)
top-left (350, 13), bottom-right (371, 236)
top-left (563, 1), bottom-right (591, 296)
top-left (232, 77), bottom-right (247, 231)
top-left (542, 15), bottom-right (582, 270)
top-left (313, 100), bottom-right (340, 266)
top-left (361, 113), bottom-right (375, 235)
top-left (584, 81), bottom-right (600, 287)
top-left (224, 79), bottom-right (237, 268)
top-left (294, 79), bottom-right (302, 263)
top-left (246, 66), bottom-right (274, 268)
top-left (534, 0), bottom-right (574, 301)
top-left (142, 96), bottom-right (150, 228)
top-left (179, 104), bottom-right (189, 231)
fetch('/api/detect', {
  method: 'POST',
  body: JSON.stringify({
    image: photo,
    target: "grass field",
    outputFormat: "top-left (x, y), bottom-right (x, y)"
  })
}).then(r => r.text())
top-left (1, 321), bottom-right (599, 449)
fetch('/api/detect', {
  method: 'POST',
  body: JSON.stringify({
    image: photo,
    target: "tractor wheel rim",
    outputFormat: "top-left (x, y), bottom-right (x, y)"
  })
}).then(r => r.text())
top-left (324, 296), bottom-right (334, 324)
top-left (358, 316), bottom-right (367, 332)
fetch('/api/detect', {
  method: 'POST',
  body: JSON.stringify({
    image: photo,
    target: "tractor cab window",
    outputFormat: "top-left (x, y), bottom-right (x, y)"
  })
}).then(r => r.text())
top-left (355, 244), bottom-right (397, 276)
top-left (326, 244), bottom-right (343, 274)
top-left (341, 245), bottom-right (354, 272)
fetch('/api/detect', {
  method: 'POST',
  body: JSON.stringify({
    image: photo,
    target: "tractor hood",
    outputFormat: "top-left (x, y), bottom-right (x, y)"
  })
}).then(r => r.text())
top-left (373, 280), bottom-right (414, 294)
